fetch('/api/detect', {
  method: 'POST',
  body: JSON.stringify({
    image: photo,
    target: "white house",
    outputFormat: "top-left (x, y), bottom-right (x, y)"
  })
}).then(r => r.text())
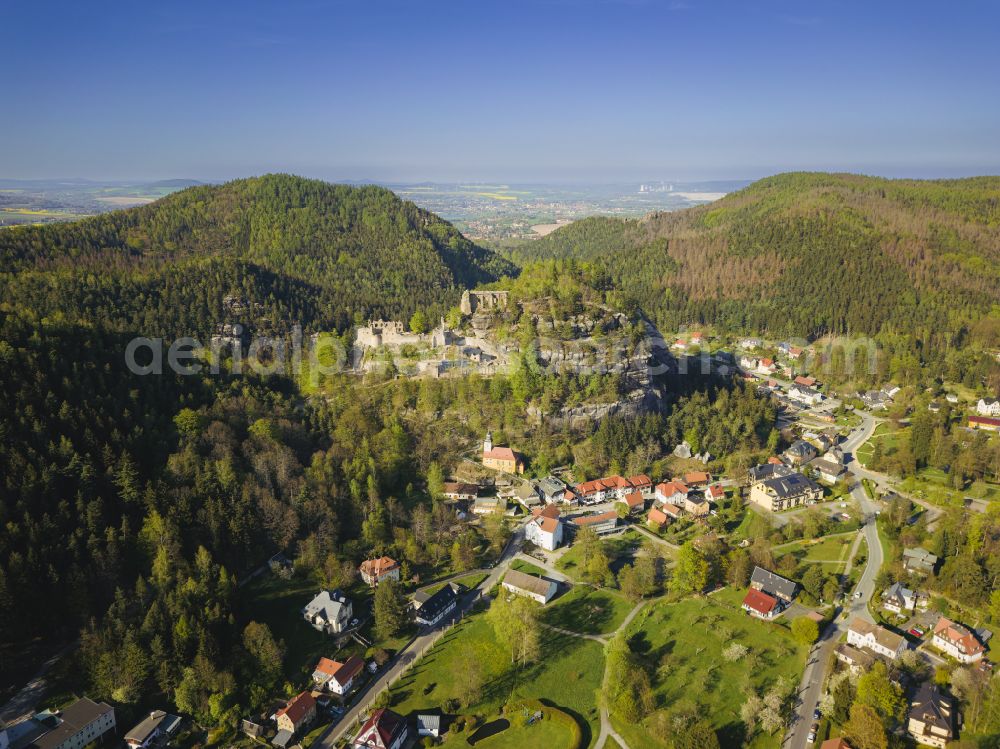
top-left (932, 617), bottom-right (985, 663)
top-left (846, 618), bottom-right (906, 660)
top-left (654, 481), bottom-right (688, 506)
top-left (302, 590), bottom-right (353, 634)
top-left (881, 582), bottom-right (917, 615)
top-left (124, 712), bottom-right (181, 749)
top-left (525, 507), bottom-right (563, 551)
top-left (351, 709), bottom-right (408, 749)
top-left (739, 356), bottom-right (759, 371)
top-left (502, 569), bottom-right (557, 604)
top-left (977, 397), bottom-right (1000, 416)
top-left (789, 384), bottom-right (824, 406)
top-left (312, 656), bottom-right (364, 696)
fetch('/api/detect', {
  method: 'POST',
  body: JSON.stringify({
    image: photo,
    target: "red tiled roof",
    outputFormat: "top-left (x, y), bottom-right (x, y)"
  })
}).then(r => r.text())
top-left (330, 655), bottom-right (364, 686)
top-left (537, 516), bottom-right (560, 533)
top-left (314, 657), bottom-right (340, 676)
top-left (934, 617), bottom-right (985, 656)
top-left (484, 446), bottom-right (519, 461)
top-left (355, 708), bottom-right (406, 747)
top-left (767, 456), bottom-right (784, 465)
top-left (656, 481), bottom-right (688, 496)
top-left (684, 471), bottom-right (710, 485)
top-left (820, 739), bottom-right (852, 749)
top-left (648, 507), bottom-right (669, 526)
top-left (794, 375), bottom-right (816, 387)
top-left (742, 588), bottom-right (778, 616)
top-left (359, 556), bottom-right (399, 577)
top-left (532, 504), bottom-right (561, 519)
top-left (628, 474), bottom-right (652, 488)
top-left (662, 503), bottom-right (684, 518)
top-left (969, 415), bottom-right (1000, 427)
top-left (759, 357), bottom-right (774, 367)
top-left (276, 691), bottom-right (316, 727)
top-left (706, 484), bottom-right (725, 499)
top-left (622, 491), bottom-right (644, 508)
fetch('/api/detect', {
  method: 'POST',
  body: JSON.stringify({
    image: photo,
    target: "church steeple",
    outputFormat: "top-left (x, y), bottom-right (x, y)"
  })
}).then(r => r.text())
top-left (483, 431), bottom-right (493, 454)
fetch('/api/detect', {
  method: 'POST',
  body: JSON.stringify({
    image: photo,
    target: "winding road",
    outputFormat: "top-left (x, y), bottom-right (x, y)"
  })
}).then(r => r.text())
top-left (783, 409), bottom-right (883, 749)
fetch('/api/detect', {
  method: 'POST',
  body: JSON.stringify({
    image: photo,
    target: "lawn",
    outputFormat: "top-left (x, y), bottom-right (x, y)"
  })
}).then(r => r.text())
top-left (542, 586), bottom-right (633, 636)
top-left (855, 422), bottom-right (904, 465)
top-left (556, 530), bottom-right (643, 581)
top-left (421, 572), bottom-right (489, 596)
top-left (436, 709), bottom-right (578, 748)
top-left (389, 611), bottom-right (604, 746)
top-left (510, 559), bottom-right (547, 577)
top-left (900, 469), bottom-right (1000, 507)
top-left (611, 593), bottom-right (808, 749)
top-left (775, 533), bottom-right (855, 572)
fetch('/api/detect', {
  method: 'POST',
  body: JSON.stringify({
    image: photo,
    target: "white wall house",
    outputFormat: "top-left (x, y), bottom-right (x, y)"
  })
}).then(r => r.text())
top-left (525, 514), bottom-right (563, 551)
top-left (846, 618), bottom-right (906, 660)
top-left (977, 398), bottom-right (1000, 416)
top-left (932, 617), bottom-right (985, 663)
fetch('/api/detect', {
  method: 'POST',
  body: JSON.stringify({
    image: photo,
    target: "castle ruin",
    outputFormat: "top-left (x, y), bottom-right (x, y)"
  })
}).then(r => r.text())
top-left (460, 290), bottom-right (509, 316)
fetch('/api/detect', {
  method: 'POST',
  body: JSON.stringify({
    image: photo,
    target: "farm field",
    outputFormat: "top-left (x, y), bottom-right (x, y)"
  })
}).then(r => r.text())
top-left (389, 610), bottom-right (604, 746)
top-left (611, 592), bottom-right (808, 749)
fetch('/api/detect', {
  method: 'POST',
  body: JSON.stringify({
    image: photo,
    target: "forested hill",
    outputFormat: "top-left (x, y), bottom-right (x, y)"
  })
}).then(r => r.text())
top-left (0, 173), bottom-right (517, 334)
top-left (513, 172), bottom-right (1000, 344)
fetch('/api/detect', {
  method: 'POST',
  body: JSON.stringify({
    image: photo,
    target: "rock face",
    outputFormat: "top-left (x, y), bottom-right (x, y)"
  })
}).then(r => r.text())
top-left (526, 386), bottom-right (664, 429)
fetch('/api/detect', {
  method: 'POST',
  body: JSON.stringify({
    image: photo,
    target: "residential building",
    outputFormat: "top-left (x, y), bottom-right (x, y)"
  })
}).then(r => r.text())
top-left (969, 415), bottom-right (1000, 432)
top-left (683, 494), bottom-right (709, 517)
top-left (749, 473), bottom-right (823, 512)
top-left (704, 484), bottom-right (725, 502)
top-left (660, 503), bottom-right (684, 521)
top-left (359, 557), bottom-right (400, 587)
top-left (571, 510), bottom-right (620, 536)
top-left (820, 739), bottom-right (852, 749)
top-left (537, 476), bottom-right (567, 504)
top-left (742, 588), bottom-right (780, 619)
top-left (906, 684), bottom-right (955, 749)
top-left (739, 355), bottom-right (759, 371)
top-left (834, 642), bottom-right (876, 674)
top-left (654, 481), bottom-right (689, 505)
top-left (861, 390), bottom-right (893, 410)
top-left (312, 656), bottom-right (364, 696)
top-left (525, 511), bottom-right (563, 551)
top-left (412, 583), bottom-right (461, 627)
top-left (471, 495), bottom-right (506, 515)
top-left (124, 712), bottom-right (181, 749)
top-left (441, 482), bottom-right (478, 501)
top-left (812, 457), bottom-right (846, 484)
top-left (481, 432), bottom-right (525, 474)
top-left (25, 698), bottom-right (116, 749)
top-left (902, 547), bottom-right (938, 575)
top-left (881, 582), bottom-right (917, 615)
top-left (756, 358), bottom-right (777, 375)
top-left (350, 708), bottom-right (409, 749)
top-left (275, 692), bottom-right (316, 738)
top-left (750, 567), bottom-right (798, 602)
top-left (747, 462), bottom-right (794, 483)
top-left (741, 338), bottom-right (763, 349)
top-left (784, 440), bottom-right (818, 466)
top-left (574, 475), bottom-right (633, 504)
top-left (789, 384), bottom-right (824, 406)
top-left (932, 617), bottom-right (985, 663)
top-left (977, 397), bottom-right (1000, 416)
top-left (302, 590), bottom-right (353, 634)
top-left (647, 506), bottom-right (670, 529)
top-left (683, 471), bottom-right (711, 487)
top-left (502, 569), bottom-right (558, 604)
top-left (794, 375), bottom-right (818, 388)
top-left (618, 491), bottom-right (645, 514)
top-left (846, 618), bottom-right (906, 661)
top-left (628, 474), bottom-right (654, 498)
top-left (416, 714), bottom-right (441, 738)
top-left (513, 481), bottom-right (542, 508)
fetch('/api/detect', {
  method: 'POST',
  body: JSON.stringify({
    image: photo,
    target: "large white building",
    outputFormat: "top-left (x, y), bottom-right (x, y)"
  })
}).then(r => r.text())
top-left (977, 397), bottom-right (1000, 416)
top-left (302, 590), bottom-right (353, 634)
top-left (932, 617), bottom-right (985, 663)
top-left (502, 569), bottom-right (558, 604)
top-left (846, 618), bottom-right (906, 660)
top-left (524, 506), bottom-right (563, 551)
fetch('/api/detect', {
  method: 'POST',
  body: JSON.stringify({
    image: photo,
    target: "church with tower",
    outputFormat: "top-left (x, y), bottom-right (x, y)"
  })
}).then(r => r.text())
top-left (481, 431), bottom-right (525, 474)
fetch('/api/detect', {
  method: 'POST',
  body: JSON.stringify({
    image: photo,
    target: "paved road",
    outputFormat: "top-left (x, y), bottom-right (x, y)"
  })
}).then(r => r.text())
top-left (315, 527), bottom-right (525, 748)
top-left (783, 410), bottom-right (883, 749)
top-left (0, 642), bottom-right (76, 721)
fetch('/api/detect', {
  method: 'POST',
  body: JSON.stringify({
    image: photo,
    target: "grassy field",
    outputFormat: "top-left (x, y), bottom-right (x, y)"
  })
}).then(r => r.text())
top-left (775, 533), bottom-right (855, 572)
top-left (542, 586), bottom-right (633, 636)
top-left (421, 571), bottom-right (489, 596)
top-left (435, 709), bottom-right (579, 748)
top-left (510, 559), bottom-right (548, 576)
top-left (612, 592), bottom-right (808, 749)
top-left (389, 611), bottom-right (604, 746)
top-left (556, 530), bottom-right (643, 581)
top-left (855, 422), bottom-right (904, 465)
top-left (900, 469), bottom-right (1000, 506)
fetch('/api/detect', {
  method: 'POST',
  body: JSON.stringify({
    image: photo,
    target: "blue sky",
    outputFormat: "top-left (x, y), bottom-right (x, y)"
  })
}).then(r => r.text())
top-left (2, 0), bottom-right (999, 181)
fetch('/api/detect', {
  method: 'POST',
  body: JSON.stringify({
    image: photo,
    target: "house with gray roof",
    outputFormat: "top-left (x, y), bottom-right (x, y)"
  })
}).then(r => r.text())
top-left (302, 589), bottom-right (353, 635)
top-left (902, 547), bottom-right (938, 575)
top-left (750, 566), bottom-right (798, 602)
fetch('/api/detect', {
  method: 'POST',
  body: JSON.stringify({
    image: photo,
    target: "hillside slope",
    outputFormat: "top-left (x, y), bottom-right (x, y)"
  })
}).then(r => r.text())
top-left (515, 172), bottom-right (1000, 342)
top-left (0, 174), bottom-right (517, 335)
